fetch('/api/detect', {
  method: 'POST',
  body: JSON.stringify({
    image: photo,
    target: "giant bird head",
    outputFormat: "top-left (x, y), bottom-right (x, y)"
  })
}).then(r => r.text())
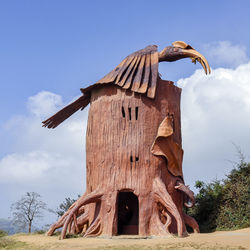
top-left (158, 41), bottom-right (211, 75)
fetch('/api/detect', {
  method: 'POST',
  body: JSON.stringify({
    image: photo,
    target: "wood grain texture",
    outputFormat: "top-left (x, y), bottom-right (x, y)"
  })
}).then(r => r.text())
top-left (81, 45), bottom-right (159, 98)
top-left (47, 79), bottom-right (199, 238)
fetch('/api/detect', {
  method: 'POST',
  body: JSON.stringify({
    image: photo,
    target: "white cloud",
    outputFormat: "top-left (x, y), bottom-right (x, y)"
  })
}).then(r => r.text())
top-left (27, 91), bottom-right (63, 118)
top-left (203, 41), bottom-right (248, 68)
top-left (0, 150), bottom-right (80, 184)
top-left (178, 62), bottom-right (250, 187)
top-left (0, 151), bottom-right (53, 181)
top-left (0, 91), bottom-right (88, 222)
top-left (1, 61), bottom-right (250, 222)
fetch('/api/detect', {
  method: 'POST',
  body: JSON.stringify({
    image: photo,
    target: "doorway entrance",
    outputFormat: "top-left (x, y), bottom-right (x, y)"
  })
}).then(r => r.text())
top-left (117, 192), bottom-right (139, 235)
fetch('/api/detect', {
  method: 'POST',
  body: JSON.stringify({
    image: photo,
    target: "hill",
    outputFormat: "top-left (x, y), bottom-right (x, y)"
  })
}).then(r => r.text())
top-left (0, 218), bottom-right (18, 235)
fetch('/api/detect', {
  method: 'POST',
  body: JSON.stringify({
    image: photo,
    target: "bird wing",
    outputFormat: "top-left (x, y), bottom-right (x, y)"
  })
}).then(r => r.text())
top-left (42, 94), bottom-right (90, 128)
top-left (43, 45), bottom-right (159, 129)
top-left (81, 45), bottom-right (159, 99)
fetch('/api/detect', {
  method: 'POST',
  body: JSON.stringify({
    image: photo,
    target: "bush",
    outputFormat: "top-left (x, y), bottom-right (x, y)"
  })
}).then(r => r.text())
top-left (33, 229), bottom-right (46, 234)
top-left (0, 230), bottom-right (8, 237)
top-left (187, 157), bottom-right (250, 232)
top-left (216, 160), bottom-right (250, 230)
top-left (187, 180), bottom-right (223, 232)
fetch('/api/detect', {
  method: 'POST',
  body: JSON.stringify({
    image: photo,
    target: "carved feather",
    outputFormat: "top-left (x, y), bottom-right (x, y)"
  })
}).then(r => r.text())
top-left (43, 45), bottom-right (159, 128)
top-left (42, 94), bottom-right (90, 128)
top-left (80, 45), bottom-right (159, 98)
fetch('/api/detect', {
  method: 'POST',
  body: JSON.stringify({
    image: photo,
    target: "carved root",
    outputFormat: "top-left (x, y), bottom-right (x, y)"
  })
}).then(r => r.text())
top-left (153, 177), bottom-right (186, 237)
top-left (151, 202), bottom-right (172, 235)
top-left (47, 189), bottom-right (103, 239)
top-left (183, 213), bottom-right (200, 233)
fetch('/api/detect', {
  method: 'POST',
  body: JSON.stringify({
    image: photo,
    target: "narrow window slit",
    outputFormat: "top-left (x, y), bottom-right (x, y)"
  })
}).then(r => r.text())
top-left (122, 106), bottom-right (125, 118)
top-left (130, 155), bottom-right (133, 162)
top-left (135, 107), bottom-right (139, 120)
top-left (128, 107), bottom-right (132, 120)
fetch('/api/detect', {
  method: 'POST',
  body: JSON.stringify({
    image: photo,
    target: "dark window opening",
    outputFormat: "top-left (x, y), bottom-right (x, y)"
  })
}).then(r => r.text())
top-left (135, 107), bottom-right (139, 120)
top-left (122, 106), bottom-right (125, 118)
top-left (117, 192), bottom-right (139, 235)
top-left (135, 156), bottom-right (139, 162)
top-left (130, 155), bottom-right (133, 163)
top-left (128, 107), bottom-right (132, 120)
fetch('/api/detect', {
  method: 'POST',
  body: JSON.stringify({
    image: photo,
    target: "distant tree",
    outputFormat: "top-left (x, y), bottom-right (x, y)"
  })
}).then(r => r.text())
top-left (56, 195), bottom-right (80, 217)
top-left (11, 192), bottom-right (47, 233)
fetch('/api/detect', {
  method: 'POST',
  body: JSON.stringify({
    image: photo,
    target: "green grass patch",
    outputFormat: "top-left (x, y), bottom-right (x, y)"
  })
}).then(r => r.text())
top-left (0, 230), bottom-right (8, 238)
top-left (0, 236), bottom-right (29, 250)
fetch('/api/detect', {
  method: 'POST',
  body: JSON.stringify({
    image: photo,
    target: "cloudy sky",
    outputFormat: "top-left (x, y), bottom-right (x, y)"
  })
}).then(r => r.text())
top-left (1, 1), bottom-right (250, 226)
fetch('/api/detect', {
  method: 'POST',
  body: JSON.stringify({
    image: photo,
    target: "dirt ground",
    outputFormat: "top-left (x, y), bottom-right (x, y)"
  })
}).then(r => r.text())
top-left (11, 228), bottom-right (250, 250)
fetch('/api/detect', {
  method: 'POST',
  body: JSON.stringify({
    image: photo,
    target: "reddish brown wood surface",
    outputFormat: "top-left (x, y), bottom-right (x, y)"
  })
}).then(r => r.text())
top-left (42, 42), bottom-right (210, 130)
top-left (44, 41), bottom-right (212, 239)
top-left (47, 78), bottom-right (198, 238)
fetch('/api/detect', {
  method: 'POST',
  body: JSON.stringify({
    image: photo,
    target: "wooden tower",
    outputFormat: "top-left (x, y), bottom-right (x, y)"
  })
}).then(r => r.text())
top-left (43, 41), bottom-right (210, 239)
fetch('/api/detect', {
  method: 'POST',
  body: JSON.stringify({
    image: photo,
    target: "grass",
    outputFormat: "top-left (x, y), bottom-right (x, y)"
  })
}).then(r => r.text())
top-left (0, 237), bottom-right (29, 250)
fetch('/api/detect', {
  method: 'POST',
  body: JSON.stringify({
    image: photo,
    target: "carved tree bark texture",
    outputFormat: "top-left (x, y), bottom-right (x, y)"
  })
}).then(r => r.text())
top-left (86, 78), bottom-right (183, 236)
top-left (47, 78), bottom-right (199, 238)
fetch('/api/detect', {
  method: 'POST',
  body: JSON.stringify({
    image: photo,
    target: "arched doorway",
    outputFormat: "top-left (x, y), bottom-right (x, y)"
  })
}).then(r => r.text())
top-left (117, 192), bottom-right (139, 235)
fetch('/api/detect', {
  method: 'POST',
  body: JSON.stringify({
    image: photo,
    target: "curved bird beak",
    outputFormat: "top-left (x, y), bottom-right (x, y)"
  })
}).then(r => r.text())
top-left (172, 41), bottom-right (211, 75)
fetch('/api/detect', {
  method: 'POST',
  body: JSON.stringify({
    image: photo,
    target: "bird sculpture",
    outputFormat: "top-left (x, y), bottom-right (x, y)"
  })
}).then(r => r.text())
top-left (44, 41), bottom-right (211, 239)
top-left (42, 41), bottom-right (210, 128)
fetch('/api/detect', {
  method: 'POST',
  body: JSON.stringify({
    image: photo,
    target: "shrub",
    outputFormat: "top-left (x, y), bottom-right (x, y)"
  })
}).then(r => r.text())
top-left (216, 161), bottom-right (250, 230)
top-left (0, 230), bottom-right (8, 237)
top-left (187, 157), bottom-right (250, 232)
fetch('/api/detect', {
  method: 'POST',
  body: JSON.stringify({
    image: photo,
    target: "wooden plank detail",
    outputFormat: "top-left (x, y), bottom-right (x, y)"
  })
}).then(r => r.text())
top-left (131, 55), bottom-right (146, 92)
top-left (137, 53), bottom-right (151, 94)
top-left (147, 51), bottom-right (159, 99)
top-left (123, 56), bottom-right (141, 89)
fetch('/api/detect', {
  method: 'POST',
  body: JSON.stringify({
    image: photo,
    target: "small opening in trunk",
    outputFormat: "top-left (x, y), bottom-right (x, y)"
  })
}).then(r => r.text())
top-left (117, 192), bottom-right (139, 235)
top-left (128, 107), bottom-right (132, 120)
top-left (122, 106), bottom-right (125, 118)
top-left (135, 107), bottom-right (139, 120)
top-left (130, 155), bottom-right (133, 162)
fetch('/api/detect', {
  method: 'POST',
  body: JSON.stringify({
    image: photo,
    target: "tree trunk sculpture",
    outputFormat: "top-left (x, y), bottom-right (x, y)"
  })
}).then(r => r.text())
top-left (47, 79), bottom-right (199, 238)
top-left (43, 41), bottom-right (210, 239)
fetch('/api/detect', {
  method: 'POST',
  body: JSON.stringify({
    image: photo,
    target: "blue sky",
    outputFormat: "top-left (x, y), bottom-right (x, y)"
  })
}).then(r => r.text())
top-left (0, 0), bottom-right (250, 228)
top-left (1, 0), bottom-right (250, 124)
